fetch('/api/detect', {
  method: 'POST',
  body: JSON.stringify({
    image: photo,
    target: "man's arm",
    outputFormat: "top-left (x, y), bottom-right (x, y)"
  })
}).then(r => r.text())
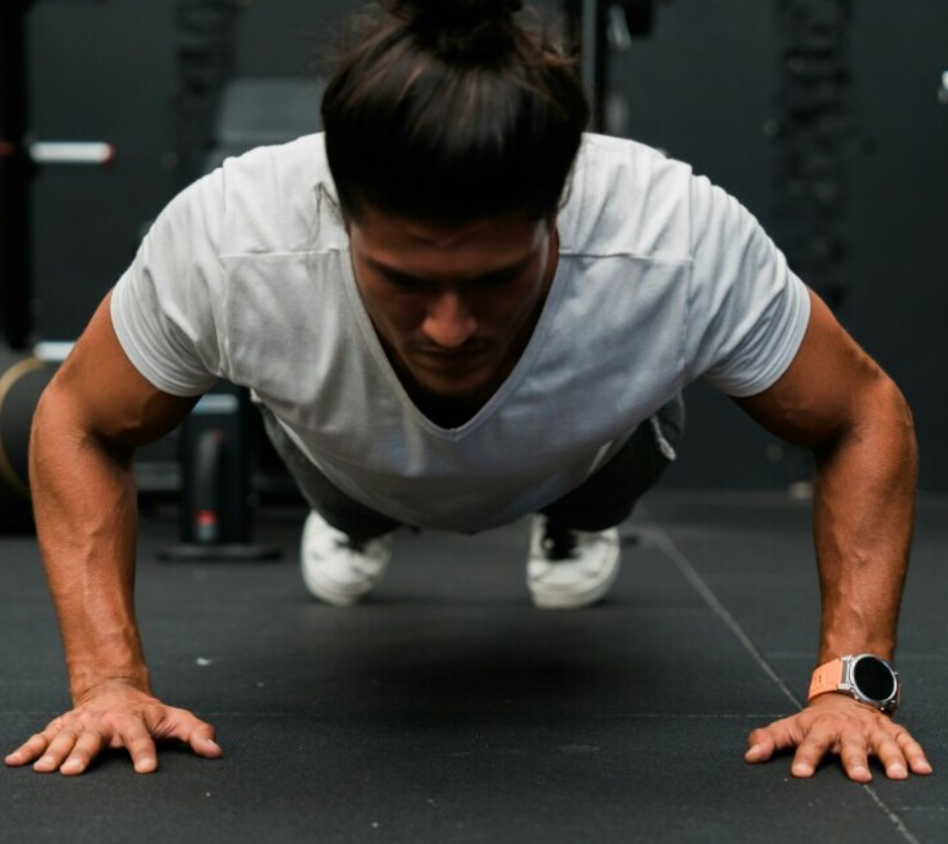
top-left (732, 286), bottom-right (931, 782)
top-left (4, 291), bottom-right (222, 776)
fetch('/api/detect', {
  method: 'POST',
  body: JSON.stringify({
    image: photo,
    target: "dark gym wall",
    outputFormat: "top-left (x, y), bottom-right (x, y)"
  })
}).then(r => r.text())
top-left (28, 0), bottom-right (179, 342)
top-left (846, 1), bottom-right (948, 496)
top-left (26, 0), bottom-right (350, 344)
top-left (604, 0), bottom-right (948, 492)
top-left (23, 0), bottom-right (948, 491)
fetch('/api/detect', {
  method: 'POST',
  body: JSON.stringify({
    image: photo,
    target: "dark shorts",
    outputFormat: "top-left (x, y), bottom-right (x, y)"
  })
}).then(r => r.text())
top-left (258, 393), bottom-right (685, 540)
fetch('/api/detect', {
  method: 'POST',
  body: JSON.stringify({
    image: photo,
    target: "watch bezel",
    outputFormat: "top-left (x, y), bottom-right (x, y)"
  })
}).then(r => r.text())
top-left (845, 653), bottom-right (900, 712)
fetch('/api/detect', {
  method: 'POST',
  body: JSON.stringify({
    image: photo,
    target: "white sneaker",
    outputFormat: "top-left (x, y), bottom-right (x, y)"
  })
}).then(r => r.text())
top-left (526, 515), bottom-right (621, 609)
top-left (300, 510), bottom-right (394, 606)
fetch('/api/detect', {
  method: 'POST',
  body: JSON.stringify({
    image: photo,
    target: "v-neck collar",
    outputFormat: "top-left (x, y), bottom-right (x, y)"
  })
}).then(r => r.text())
top-left (340, 243), bottom-right (568, 442)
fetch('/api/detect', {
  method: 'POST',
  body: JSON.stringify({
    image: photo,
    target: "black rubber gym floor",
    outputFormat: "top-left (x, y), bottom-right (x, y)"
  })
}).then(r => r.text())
top-left (2, 490), bottom-right (945, 843)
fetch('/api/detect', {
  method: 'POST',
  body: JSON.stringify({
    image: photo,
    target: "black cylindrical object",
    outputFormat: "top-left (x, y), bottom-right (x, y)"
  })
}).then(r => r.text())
top-left (160, 383), bottom-right (281, 561)
top-left (0, 349), bottom-right (55, 534)
top-left (177, 387), bottom-right (248, 546)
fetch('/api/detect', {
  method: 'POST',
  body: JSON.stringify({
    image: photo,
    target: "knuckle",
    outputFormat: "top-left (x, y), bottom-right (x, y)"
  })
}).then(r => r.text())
top-left (51, 727), bottom-right (79, 745)
top-left (872, 730), bottom-right (897, 747)
top-left (99, 712), bottom-right (124, 732)
top-left (892, 730), bottom-right (915, 747)
top-left (107, 714), bottom-right (145, 736)
top-left (78, 729), bottom-right (104, 749)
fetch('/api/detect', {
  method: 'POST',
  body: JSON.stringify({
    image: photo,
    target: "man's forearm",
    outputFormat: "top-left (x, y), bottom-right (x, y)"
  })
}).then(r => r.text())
top-left (29, 391), bottom-right (151, 701)
top-left (811, 377), bottom-right (917, 664)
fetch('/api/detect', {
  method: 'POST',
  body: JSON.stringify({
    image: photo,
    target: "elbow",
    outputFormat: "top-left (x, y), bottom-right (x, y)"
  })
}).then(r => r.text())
top-left (30, 383), bottom-right (133, 472)
top-left (875, 374), bottom-right (915, 439)
top-left (851, 373), bottom-right (918, 464)
top-left (813, 372), bottom-right (916, 467)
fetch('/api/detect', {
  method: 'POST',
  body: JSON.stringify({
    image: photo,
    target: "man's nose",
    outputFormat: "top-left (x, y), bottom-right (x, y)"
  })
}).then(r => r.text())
top-left (421, 290), bottom-right (478, 350)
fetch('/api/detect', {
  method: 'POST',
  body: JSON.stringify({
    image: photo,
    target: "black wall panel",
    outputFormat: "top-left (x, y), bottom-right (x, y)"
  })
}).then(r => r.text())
top-left (606, 0), bottom-right (947, 492)
top-left (846, 1), bottom-right (948, 494)
top-left (28, 0), bottom-right (179, 341)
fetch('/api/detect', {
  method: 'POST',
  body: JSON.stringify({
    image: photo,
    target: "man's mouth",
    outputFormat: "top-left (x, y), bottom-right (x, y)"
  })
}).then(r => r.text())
top-left (413, 346), bottom-right (488, 370)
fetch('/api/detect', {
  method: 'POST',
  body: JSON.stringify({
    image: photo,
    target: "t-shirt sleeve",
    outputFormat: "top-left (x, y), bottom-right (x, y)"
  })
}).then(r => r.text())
top-left (683, 174), bottom-right (811, 397)
top-left (109, 169), bottom-right (226, 397)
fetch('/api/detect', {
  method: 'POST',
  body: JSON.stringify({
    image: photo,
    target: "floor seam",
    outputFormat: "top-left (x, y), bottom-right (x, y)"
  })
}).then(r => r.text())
top-left (649, 528), bottom-right (801, 710)
top-left (650, 526), bottom-right (926, 844)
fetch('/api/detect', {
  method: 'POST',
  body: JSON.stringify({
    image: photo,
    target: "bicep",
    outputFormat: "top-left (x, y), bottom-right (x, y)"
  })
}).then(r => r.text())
top-left (732, 287), bottom-right (896, 449)
top-left (41, 291), bottom-right (202, 450)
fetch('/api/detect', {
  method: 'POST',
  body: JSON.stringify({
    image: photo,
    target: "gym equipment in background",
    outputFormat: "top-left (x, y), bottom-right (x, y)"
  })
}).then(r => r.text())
top-left (0, 349), bottom-right (56, 534)
top-left (159, 382), bottom-right (280, 561)
top-left (1, 0), bottom-right (114, 536)
top-left (563, 0), bottom-right (658, 132)
top-left (1, 0), bottom-right (118, 351)
top-left (201, 77), bottom-right (325, 172)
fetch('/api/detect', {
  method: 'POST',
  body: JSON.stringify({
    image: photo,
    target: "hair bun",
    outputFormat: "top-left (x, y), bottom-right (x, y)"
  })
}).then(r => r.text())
top-left (386, 0), bottom-right (524, 34)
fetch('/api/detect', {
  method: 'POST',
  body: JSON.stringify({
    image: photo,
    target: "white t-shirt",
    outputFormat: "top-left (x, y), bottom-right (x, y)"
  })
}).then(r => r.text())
top-left (111, 132), bottom-right (810, 532)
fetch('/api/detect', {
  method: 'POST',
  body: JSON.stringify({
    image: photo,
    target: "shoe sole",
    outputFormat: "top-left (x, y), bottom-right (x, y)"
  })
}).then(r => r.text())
top-left (528, 546), bottom-right (622, 610)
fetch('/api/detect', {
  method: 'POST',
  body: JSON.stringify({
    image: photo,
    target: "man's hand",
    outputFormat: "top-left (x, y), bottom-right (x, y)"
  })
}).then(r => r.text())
top-left (4, 680), bottom-right (222, 776)
top-left (745, 692), bottom-right (932, 782)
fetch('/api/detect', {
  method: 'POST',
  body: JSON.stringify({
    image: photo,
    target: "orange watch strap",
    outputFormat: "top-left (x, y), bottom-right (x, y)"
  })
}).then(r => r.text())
top-left (808, 657), bottom-right (845, 701)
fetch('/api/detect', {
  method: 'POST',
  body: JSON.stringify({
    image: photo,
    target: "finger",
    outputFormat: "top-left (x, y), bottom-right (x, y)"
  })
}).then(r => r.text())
top-left (872, 732), bottom-right (908, 780)
top-left (32, 729), bottom-right (80, 773)
top-left (746, 718), bottom-right (802, 763)
top-left (142, 705), bottom-right (222, 760)
top-left (791, 727), bottom-right (837, 778)
top-left (5, 733), bottom-right (53, 767)
top-left (186, 723), bottom-right (223, 759)
top-left (892, 730), bottom-right (933, 775)
top-left (838, 736), bottom-right (873, 783)
top-left (59, 730), bottom-right (106, 777)
top-left (117, 722), bottom-right (159, 774)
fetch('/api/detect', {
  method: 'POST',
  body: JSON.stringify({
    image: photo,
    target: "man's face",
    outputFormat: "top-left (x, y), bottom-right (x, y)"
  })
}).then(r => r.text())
top-left (348, 206), bottom-right (558, 402)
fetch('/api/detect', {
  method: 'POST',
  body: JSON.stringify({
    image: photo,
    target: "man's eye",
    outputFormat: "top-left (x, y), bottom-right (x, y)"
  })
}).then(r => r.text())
top-left (480, 273), bottom-right (516, 287)
top-left (387, 275), bottom-right (424, 290)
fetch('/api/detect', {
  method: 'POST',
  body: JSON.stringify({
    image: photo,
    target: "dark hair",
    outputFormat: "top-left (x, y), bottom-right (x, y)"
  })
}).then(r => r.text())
top-left (321, 0), bottom-right (590, 226)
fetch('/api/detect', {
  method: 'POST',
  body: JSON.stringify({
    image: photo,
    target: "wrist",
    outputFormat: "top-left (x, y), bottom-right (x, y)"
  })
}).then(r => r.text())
top-left (70, 667), bottom-right (152, 704)
top-left (818, 637), bottom-right (895, 666)
top-left (808, 653), bottom-right (899, 714)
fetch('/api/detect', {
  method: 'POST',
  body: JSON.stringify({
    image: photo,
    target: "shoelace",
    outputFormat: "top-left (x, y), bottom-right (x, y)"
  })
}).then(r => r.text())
top-left (542, 521), bottom-right (578, 561)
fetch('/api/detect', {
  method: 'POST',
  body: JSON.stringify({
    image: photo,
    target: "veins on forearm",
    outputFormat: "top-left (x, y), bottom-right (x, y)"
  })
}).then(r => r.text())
top-left (810, 392), bottom-right (916, 662)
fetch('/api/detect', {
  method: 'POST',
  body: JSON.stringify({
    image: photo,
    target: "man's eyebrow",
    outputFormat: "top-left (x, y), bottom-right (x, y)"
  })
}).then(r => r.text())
top-left (366, 254), bottom-right (534, 283)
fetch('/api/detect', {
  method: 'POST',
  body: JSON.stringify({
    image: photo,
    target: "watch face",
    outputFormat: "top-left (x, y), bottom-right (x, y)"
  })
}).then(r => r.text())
top-left (853, 656), bottom-right (897, 702)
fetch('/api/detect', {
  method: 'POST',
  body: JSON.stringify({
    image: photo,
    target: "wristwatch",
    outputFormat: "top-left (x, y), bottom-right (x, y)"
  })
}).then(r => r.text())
top-left (808, 654), bottom-right (900, 713)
